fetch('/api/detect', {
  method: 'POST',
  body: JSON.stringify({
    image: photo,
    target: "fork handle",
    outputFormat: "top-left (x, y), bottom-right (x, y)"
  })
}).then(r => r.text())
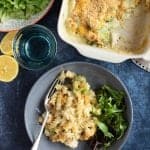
top-left (31, 111), bottom-right (49, 150)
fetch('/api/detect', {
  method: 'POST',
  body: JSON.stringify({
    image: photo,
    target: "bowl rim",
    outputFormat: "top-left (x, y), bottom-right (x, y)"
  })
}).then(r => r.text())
top-left (24, 61), bottom-right (133, 149)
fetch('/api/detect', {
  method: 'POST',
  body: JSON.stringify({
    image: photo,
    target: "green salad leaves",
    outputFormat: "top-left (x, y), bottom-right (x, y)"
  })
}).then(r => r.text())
top-left (0, 0), bottom-right (50, 21)
top-left (91, 85), bottom-right (128, 149)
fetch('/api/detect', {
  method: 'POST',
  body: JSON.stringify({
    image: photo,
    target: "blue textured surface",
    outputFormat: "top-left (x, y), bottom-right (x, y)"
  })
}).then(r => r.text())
top-left (0, 1), bottom-right (149, 150)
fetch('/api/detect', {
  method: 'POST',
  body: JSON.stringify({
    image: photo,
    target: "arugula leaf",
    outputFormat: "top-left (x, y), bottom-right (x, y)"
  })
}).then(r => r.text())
top-left (0, 0), bottom-right (50, 21)
top-left (91, 85), bottom-right (128, 149)
top-left (96, 120), bottom-right (114, 138)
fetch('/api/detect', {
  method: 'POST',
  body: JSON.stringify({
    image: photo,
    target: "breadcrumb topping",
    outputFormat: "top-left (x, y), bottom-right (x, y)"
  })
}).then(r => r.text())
top-left (66, 0), bottom-right (150, 50)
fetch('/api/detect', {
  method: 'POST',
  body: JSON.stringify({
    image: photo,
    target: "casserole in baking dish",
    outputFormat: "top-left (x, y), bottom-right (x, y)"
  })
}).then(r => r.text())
top-left (58, 0), bottom-right (150, 63)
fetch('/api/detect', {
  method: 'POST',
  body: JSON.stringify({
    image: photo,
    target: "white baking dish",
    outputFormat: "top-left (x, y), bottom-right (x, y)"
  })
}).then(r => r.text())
top-left (58, 0), bottom-right (150, 63)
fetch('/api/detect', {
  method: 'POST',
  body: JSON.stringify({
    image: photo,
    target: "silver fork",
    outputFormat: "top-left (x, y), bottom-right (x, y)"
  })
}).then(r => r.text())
top-left (31, 77), bottom-right (61, 150)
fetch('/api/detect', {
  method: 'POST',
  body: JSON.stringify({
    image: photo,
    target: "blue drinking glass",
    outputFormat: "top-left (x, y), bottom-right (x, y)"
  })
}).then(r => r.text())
top-left (13, 24), bottom-right (57, 70)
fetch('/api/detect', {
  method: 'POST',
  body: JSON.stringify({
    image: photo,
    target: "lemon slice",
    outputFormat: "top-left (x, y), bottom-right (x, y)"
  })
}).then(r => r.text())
top-left (0, 55), bottom-right (19, 82)
top-left (0, 30), bottom-right (18, 55)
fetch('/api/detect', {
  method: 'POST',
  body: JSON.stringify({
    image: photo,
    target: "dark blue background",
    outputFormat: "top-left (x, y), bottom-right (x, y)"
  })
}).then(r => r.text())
top-left (0, 1), bottom-right (150, 150)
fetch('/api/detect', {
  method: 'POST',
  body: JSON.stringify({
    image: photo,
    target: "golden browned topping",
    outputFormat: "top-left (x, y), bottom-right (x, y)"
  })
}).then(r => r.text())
top-left (66, 0), bottom-right (150, 49)
top-left (145, 0), bottom-right (150, 8)
top-left (71, 0), bottom-right (120, 29)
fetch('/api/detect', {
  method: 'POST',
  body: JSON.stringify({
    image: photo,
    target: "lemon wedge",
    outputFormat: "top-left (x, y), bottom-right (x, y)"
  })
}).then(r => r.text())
top-left (0, 30), bottom-right (18, 55)
top-left (0, 55), bottom-right (19, 82)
